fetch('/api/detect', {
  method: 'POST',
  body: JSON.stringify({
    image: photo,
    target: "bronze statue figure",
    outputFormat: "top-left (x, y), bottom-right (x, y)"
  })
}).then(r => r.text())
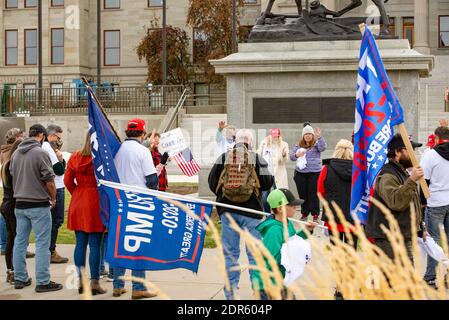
top-left (258, 0), bottom-right (390, 33)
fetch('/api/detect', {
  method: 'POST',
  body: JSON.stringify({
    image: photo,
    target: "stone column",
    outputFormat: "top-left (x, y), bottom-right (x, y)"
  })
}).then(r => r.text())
top-left (414, 0), bottom-right (430, 54)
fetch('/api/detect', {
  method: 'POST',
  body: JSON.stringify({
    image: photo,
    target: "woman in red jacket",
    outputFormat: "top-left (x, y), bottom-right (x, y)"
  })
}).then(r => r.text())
top-left (64, 133), bottom-right (106, 295)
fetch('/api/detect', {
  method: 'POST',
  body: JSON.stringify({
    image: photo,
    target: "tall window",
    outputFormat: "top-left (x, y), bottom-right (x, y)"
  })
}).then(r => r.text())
top-left (104, 30), bottom-right (120, 66)
top-left (193, 29), bottom-right (209, 64)
top-left (25, 0), bottom-right (37, 7)
top-left (51, 28), bottom-right (64, 64)
top-left (51, 83), bottom-right (63, 96)
top-left (439, 16), bottom-right (449, 48)
top-left (24, 83), bottom-right (37, 102)
top-left (25, 29), bottom-right (38, 65)
top-left (243, 0), bottom-right (257, 3)
top-left (5, 30), bottom-right (18, 66)
top-left (5, 0), bottom-right (18, 8)
top-left (403, 17), bottom-right (414, 48)
top-left (148, 0), bottom-right (162, 7)
top-left (105, 0), bottom-right (120, 9)
top-left (51, 0), bottom-right (64, 7)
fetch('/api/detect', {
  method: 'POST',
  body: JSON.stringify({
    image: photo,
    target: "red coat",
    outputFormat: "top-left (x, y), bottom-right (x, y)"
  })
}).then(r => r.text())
top-left (64, 152), bottom-right (105, 233)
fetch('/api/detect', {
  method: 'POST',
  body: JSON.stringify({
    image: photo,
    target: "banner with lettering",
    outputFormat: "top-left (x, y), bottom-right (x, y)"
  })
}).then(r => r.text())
top-left (160, 128), bottom-right (188, 157)
top-left (351, 27), bottom-right (405, 224)
top-left (102, 182), bottom-right (213, 272)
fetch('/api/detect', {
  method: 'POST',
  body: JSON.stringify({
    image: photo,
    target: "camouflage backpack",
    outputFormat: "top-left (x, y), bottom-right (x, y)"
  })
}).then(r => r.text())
top-left (216, 145), bottom-right (261, 203)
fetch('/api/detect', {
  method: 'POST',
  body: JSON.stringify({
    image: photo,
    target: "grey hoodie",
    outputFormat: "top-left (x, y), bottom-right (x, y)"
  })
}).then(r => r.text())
top-left (9, 138), bottom-right (55, 203)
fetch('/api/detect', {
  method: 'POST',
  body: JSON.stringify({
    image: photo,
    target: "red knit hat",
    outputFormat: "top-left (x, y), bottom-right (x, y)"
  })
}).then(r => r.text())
top-left (270, 128), bottom-right (281, 138)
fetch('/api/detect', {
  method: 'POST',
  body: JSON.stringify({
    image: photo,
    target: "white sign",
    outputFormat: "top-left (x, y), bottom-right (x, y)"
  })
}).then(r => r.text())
top-left (160, 128), bottom-right (188, 157)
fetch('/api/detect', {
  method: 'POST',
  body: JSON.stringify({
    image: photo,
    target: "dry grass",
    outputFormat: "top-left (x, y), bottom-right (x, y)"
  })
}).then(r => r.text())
top-left (83, 190), bottom-right (449, 300)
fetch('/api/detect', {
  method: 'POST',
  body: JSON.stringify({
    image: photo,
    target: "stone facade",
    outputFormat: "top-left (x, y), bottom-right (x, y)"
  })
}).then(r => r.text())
top-left (0, 0), bottom-right (261, 88)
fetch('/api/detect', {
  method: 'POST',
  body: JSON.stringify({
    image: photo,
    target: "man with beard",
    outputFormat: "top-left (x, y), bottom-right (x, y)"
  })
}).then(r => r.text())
top-left (366, 134), bottom-right (424, 262)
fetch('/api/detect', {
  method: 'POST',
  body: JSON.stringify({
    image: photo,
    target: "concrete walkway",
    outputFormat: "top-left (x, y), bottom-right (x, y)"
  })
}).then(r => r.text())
top-left (0, 236), bottom-right (334, 301)
top-left (0, 235), bottom-right (442, 300)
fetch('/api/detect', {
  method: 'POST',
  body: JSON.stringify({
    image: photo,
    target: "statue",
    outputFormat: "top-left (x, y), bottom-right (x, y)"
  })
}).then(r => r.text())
top-left (250, 0), bottom-right (393, 42)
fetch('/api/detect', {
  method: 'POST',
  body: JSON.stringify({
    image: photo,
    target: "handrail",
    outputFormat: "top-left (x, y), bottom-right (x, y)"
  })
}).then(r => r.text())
top-left (160, 88), bottom-right (189, 133)
top-left (0, 85), bottom-right (185, 116)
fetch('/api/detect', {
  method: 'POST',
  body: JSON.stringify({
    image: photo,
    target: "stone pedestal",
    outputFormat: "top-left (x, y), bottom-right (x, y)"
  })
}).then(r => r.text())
top-left (201, 39), bottom-right (434, 197)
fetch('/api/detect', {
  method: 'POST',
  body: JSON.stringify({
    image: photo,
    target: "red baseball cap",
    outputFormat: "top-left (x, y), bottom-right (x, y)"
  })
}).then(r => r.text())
top-left (427, 134), bottom-right (436, 148)
top-left (127, 118), bottom-right (146, 131)
top-left (270, 128), bottom-right (281, 138)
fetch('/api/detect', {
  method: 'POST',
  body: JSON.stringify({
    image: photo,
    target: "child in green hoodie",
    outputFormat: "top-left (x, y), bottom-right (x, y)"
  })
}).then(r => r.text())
top-left (253, 188), bottom-right (316, 300)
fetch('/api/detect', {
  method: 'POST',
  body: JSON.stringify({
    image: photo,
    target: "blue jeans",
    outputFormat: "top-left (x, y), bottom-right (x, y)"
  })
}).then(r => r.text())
top-left (424, 205), bottom-right (449, 282)
top-left (113, 268), bottom-right (146, 291)
top-left (13, 207), bottom-right (52, 286)
top-left (220, 212), bottom-right (262, 300)
top-left (100, 232), bottom-right (110, 273)
top-left (50, 188), bottom-right (65, 252)
top-left (0, 215), bottom-right (7, 251)
top-left (262, 183), bottom-right (277, 213)
top-left (74, 232), bottom-right (103, 280)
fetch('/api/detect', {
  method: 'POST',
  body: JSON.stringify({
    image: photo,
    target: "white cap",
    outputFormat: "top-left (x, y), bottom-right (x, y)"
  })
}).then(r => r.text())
top-left (302, 125), bottom-right (314, 137)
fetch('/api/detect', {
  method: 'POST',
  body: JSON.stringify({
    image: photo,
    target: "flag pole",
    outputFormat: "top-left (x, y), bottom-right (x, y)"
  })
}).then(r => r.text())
top-left (82, 77), bottom-right (121, 142)
top-left (98, 179), bottom-right (328, 230)
top-left (397, 124), bottom-right (431, 199)
top-left (358, 24), bottom-right (430, 199)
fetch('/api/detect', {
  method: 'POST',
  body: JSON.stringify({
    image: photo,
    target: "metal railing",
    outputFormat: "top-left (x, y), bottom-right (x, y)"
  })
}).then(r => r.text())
top-left (160, 88), bottom-right (189, 133)
top-left (0, 85), bottom-right (185, 116)
top-left (184, 92), bottom-right (227, 107)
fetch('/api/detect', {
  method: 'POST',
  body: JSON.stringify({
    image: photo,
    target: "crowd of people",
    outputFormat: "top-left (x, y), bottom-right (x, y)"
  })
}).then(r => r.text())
top-left (209, 119), bottom-right (449, 300)
top-left (0, 119), bottom-right (169, 298)
top-left (0, 117), bottom-right (448, 300)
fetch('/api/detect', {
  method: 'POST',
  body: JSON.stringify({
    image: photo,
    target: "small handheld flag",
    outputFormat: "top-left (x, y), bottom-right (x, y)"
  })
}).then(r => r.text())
top-left (174, 148), bottom-right (201, 177)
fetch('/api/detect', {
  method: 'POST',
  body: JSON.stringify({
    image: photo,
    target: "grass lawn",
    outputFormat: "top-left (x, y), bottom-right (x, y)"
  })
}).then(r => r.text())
top-left (1, 184), bottom-right (221, 249)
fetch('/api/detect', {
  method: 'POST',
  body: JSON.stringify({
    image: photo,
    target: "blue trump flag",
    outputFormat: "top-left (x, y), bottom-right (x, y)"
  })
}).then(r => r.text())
top-left (351, 27), bottom-right (405, 225)
top-left (87, 90), bottom-right (121, 226)
top-left (102, 182), bottom-right (213, 272)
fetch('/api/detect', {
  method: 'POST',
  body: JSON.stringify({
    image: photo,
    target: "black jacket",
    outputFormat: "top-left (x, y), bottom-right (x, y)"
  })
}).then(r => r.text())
top-left (208, 143), bottom-right (274, 219)
top-left (321, 159), bottom-right (353, 224)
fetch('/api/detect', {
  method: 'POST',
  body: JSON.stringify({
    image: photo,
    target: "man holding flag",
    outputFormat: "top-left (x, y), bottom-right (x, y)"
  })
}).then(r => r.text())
top-left (351, 26), bottom-right (425, 262)
top-left (365, 134), bottom-right (424, 261)
top-left (112, 118), bottom-right (158, 299)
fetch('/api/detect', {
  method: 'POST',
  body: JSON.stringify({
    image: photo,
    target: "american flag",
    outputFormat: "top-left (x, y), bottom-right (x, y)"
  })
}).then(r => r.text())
top-left (174, 148), bottom-right (200, 177)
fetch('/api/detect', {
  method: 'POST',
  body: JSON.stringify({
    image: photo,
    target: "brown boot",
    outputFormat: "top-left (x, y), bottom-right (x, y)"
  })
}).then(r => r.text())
top-left (51, 251), bottom-right (69, 264)
top-left (91, 280), bottom-right (107, 295)
top-left (131, 290), bottom-right (158, 300)
top-left (113, 288), bottom-right (127, 298)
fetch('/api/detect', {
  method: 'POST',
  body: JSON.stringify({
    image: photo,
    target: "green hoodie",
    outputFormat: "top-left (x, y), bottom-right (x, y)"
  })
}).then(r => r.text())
top-left (252, 216), bottom-right (308, 291)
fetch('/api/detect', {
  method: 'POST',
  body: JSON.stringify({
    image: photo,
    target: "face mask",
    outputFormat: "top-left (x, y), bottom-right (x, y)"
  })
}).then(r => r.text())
top-left (50, 140), bottom-right (63, 150)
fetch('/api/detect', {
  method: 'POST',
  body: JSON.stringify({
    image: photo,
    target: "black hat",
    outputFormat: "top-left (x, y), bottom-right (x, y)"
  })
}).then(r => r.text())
top-left (388, 133), bottom-right (423, 151)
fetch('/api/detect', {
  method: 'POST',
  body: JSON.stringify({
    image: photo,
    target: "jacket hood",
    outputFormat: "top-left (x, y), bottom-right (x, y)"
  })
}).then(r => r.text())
top-left (256, 216), bottom-right (282, 237)
top-left (329, 159), bottom-right (352, 181)
top-left (434, 142), bottom-right (449, 161)
top-left (68, 152), bottom-right (93, 173)
top-left (17, 138), bottom-right (41, 154)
